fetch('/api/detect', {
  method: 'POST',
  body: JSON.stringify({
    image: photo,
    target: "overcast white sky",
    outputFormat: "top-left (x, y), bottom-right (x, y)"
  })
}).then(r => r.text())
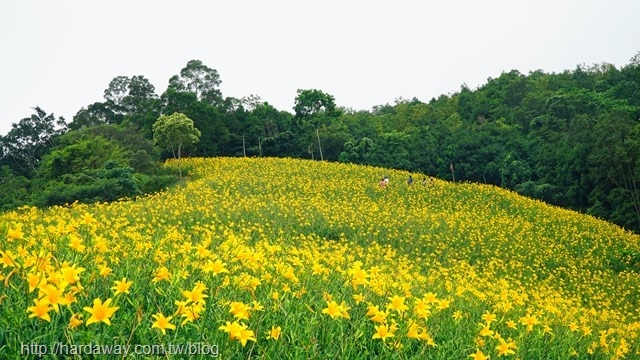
top-left (1, 0), bottom-right (638, 136)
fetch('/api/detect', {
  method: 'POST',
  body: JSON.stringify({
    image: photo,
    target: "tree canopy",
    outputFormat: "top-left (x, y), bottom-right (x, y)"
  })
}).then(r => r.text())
top-left (2, 55), bottom-right (640, 232)
top-left (153, 112), bottom-right (201, 160)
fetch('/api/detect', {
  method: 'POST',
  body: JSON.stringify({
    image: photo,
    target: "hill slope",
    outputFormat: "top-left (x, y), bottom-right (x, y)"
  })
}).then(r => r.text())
top-left (1, 157), bottom-right (639, 359)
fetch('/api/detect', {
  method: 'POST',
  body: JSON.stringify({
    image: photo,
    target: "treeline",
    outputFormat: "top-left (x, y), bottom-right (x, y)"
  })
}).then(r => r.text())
top-left (1, 56), bottom-right (640, 232)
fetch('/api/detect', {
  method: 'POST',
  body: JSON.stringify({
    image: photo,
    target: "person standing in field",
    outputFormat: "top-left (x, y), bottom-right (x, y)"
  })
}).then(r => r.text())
top-left (379, 177), bottom-right (386, 188)
top-left (407, 175), bottom-right (414, 185)
top-left (384, 176), bottom-right (389, 186)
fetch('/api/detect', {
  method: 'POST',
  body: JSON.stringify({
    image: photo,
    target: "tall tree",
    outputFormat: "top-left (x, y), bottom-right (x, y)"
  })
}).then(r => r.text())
top-left (293, 89), bottom-right (339, 122)
top-left (588, 108), bottom-right (640, 229)
top-left (152, 112), bottom-right (201, 179)
top-left (294, 89), bottom-right (341, 160)
top-left (251, 102), bottom-right (290, 138)
top-left (168, 60), bottom-right (223, 105)
top-left (160, 88), bottom-right (228, 156)
top-left (103, 75), bottom-right (132, 116)
top-left (125, 76), bottom-right (157, 105)
top-left (102, 75), bottom-right (158, 127)
top-left (69, 102), bottom-right (116, 130)
top-left (0, 107), bottom-right (67, 175)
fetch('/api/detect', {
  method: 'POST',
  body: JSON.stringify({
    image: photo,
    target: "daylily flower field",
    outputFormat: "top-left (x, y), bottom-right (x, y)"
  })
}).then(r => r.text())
top-left (1, 157), bottom-right (639, 359)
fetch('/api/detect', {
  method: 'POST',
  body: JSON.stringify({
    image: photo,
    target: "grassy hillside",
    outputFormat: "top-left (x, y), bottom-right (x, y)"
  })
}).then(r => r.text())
top-left (1, 157), bottom-right (639, 359)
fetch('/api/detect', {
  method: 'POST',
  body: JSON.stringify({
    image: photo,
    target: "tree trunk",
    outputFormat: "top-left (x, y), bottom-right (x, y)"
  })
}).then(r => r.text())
top-left (177, 144), bottom-right (183, 180)
top-left (316, 128), bottom-right (323, 161)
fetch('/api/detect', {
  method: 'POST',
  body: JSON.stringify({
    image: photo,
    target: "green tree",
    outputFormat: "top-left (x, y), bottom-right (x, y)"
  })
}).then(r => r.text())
top-left (339, 137), bottom-right (374, 164)
top-left (588, 108), bottom-right (640, 230)
top-left (160, 88), bottom-right (229, 156)
top-left (168, 60), bottom-right (223, 105)
top-left (293, 89), bottom-right (341, 160)
top-left (152, 112), bottom-right (201, 179)
top-left (367, 131), bottom-right (411, 170)
top-left (0, 166), bottom-right (30, 211)
top-left (69, 102), bottom-right (115, 130)
top-left (251, 102), bottom-right (282, 137)
top-left (71, 76), bottom-right (159, 132)
top-left (36, 160), bottom-right (142, 207)
top-left (82, 124), bottom-right (159, 173)
top-left (0, 107), bottom-right (67, 176)
top-left (293, 89), bottom-right (339, 120)
top-left (321, 122), bottom-right (352, 161)
top-left (103, 75), bottom-right (132, 116)
top-left (101, 75), bottom-right (160, 135)
top-left (38, 136), bottom-right (126, 180)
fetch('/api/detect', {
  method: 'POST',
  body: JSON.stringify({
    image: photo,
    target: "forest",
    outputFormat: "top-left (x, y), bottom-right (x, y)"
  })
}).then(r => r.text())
top-left (1, 55), bottom-right (639, 232)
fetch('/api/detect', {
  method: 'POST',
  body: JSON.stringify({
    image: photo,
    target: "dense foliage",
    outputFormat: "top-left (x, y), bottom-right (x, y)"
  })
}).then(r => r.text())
top-left (0, 123), bottom-right (177, 210)
top-left (1, 55), bottom-right (639, 231)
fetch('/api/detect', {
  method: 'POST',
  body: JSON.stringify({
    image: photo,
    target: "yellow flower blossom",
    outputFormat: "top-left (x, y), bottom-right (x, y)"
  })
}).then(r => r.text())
top-left (152, 266), bottom-right (171, 283)
top-left (482, 311), bottom-right (497, 325)
top-left (387, 295), bottom-right (409, 314)
top-left (182, 283), bottom-right (208, 304)
top-left (151, 312), bottom-right (176, 335)
top-left (27, 298), bottom-right (53, 322)
top-left (6, 225), bottom-right (24, 240)
top-left (372, 324), bottom-right (394, 343)
top-left (479, 323), bottom-right (495, 337)
top-left (203, 259), bottom-right (229, 275)
top-left (353, 293), bottom-right (365, 305)
top-left (469, 348), bottom-right (490, 360)
top-left (111, 278), bottom-right (133, 296)
top-left (83, 298), bottom-right (119, 326)
top-left (219, 321), bottom-right (256, 347)
top-left (98, 264), bottom-right (112, 277)
top-left (68, 234), bottom-right (85, 253)
top-left (58, 263), bottom-right (85, 285)
top-left (266, 326), bottom-right (282, 340)
top-left (520, 314), bottom-right (539, 332)
top-left (322, 300), bottom-right (349, 319)
top-left (38, 283), bottom-right (70, 312)
top-left (495, 338), bottom-right (517, 356)
top-left (69, 313), bottom-right (83, 329)
top-left (229, 301), bottom-right (251, 320)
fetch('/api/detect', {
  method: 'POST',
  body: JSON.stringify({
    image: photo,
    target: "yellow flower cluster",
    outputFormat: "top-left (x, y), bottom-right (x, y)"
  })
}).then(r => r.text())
top-left (1, 157), bottom-right (638, 358)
